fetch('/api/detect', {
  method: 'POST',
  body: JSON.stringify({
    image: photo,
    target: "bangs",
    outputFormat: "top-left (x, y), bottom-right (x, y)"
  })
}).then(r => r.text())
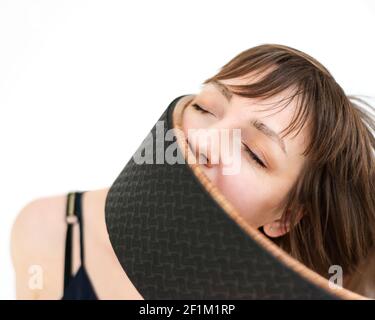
top-left (202, 63), bottom-right (317, 157)
top-left (200, 44), bottom-right (375, 283)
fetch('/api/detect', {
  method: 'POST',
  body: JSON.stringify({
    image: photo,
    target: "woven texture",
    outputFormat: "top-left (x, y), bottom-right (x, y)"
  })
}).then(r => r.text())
top-left (104, 95), bottom-right (336, 300)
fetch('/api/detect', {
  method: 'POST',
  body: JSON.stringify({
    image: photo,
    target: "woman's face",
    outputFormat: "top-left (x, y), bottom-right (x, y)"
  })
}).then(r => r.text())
top-left (181, 77), bottom-right (309, 237)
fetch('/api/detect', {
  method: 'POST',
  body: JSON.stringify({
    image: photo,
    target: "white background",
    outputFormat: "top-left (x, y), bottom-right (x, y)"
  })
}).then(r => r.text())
top-left (0, 0), bottom-right (374, 299)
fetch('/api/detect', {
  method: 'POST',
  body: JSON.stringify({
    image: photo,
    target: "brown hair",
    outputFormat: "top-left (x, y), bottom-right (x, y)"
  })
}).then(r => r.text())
top-left (202, 44), bottom-right (375, 280)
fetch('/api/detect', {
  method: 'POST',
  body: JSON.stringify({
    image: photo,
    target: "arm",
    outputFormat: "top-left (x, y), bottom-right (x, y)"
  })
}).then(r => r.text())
top-left (10, 195), bottom-right (67, 299)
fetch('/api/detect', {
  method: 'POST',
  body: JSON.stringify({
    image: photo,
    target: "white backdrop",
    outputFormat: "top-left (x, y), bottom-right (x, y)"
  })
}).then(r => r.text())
top-left (1, 0), bottom-right (374, 300)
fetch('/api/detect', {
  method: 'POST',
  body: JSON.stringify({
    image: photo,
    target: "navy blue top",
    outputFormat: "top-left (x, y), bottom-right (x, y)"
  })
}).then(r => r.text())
top-left (61, 191), bottom-right (98, 300)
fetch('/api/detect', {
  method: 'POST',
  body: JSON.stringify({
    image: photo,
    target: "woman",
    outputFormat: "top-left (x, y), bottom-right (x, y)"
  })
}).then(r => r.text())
top-left (11, 44), bottom-right (375, 299)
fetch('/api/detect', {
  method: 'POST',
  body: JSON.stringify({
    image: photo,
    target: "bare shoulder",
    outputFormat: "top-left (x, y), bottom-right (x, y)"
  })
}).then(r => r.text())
top-left (10, 188), bottom-right (110, 299)
top-left (10, 192), bottom-right (68, 299)
top-left (11, 193), bottom-right (68, 256)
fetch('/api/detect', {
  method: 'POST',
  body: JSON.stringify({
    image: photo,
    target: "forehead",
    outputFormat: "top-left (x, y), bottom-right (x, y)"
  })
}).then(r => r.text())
top-left (200, 77), bottom-right (310, 159)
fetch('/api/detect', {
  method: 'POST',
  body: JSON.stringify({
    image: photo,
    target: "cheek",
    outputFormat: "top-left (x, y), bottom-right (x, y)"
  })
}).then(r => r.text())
top-left (182, 107), bottom-right (214, 133)
top-left (181, 109), bottom-right (193, 139)
top-left (215, 168), bottom-right (284, 228)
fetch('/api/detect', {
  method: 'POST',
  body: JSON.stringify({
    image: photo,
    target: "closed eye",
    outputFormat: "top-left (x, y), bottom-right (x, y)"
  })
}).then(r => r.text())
top-left (192, 103), bottom-right (210, 114)
top-left (191, 102), bottom-right (266, 170)
top-left (242, 143), bottom-right (267, 169)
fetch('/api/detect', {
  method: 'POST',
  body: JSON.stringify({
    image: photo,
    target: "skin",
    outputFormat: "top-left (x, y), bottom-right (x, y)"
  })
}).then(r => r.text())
top-left (181, 77), bottom-right (308, 236)
top-left (11, 77), bottom-right (308, 299)
top-left (11, 188), bottom-right (143, 300)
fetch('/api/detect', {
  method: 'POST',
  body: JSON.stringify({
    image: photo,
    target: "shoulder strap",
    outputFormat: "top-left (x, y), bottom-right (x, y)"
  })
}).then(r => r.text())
top-left (63, 191), bottom-right (86, 290)
top-left (75, 191), bottom-right (86, 266)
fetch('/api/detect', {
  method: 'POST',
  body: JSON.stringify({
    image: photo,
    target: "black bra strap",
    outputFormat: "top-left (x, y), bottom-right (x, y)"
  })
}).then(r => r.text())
top-left (63, 191), bottom-right (85, 291)
top-left (76, 192), bottom-right (85, 266)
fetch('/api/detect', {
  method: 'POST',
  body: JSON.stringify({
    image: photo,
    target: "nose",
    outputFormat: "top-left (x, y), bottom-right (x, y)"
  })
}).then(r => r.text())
top-left (199, 147), bottom-right (213, 168)
top-left (186, 129), bottom-right (220, 168)
top-left (186, 138), bottom-right (212, 168)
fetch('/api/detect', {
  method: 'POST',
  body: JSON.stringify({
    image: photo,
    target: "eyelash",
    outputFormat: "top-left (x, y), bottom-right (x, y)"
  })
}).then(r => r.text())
top-left (243, 143), bottom-right (267, 169)
top-left (192, 103), bottom-right (210, 114)
top-left (192, 103), bottom-right (266, 169)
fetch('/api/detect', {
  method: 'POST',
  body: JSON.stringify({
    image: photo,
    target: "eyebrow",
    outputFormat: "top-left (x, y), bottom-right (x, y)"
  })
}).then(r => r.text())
top-left (252, 119), bottom-right (287, 155)
top-left (207, 79), bottom-right (233, 102)
top-left (207, 79), bottom-right (287, 155)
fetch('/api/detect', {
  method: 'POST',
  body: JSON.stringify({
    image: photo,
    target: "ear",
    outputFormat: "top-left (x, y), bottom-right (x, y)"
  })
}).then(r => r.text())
top-left (263, 209), bottom-right (304, 238)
